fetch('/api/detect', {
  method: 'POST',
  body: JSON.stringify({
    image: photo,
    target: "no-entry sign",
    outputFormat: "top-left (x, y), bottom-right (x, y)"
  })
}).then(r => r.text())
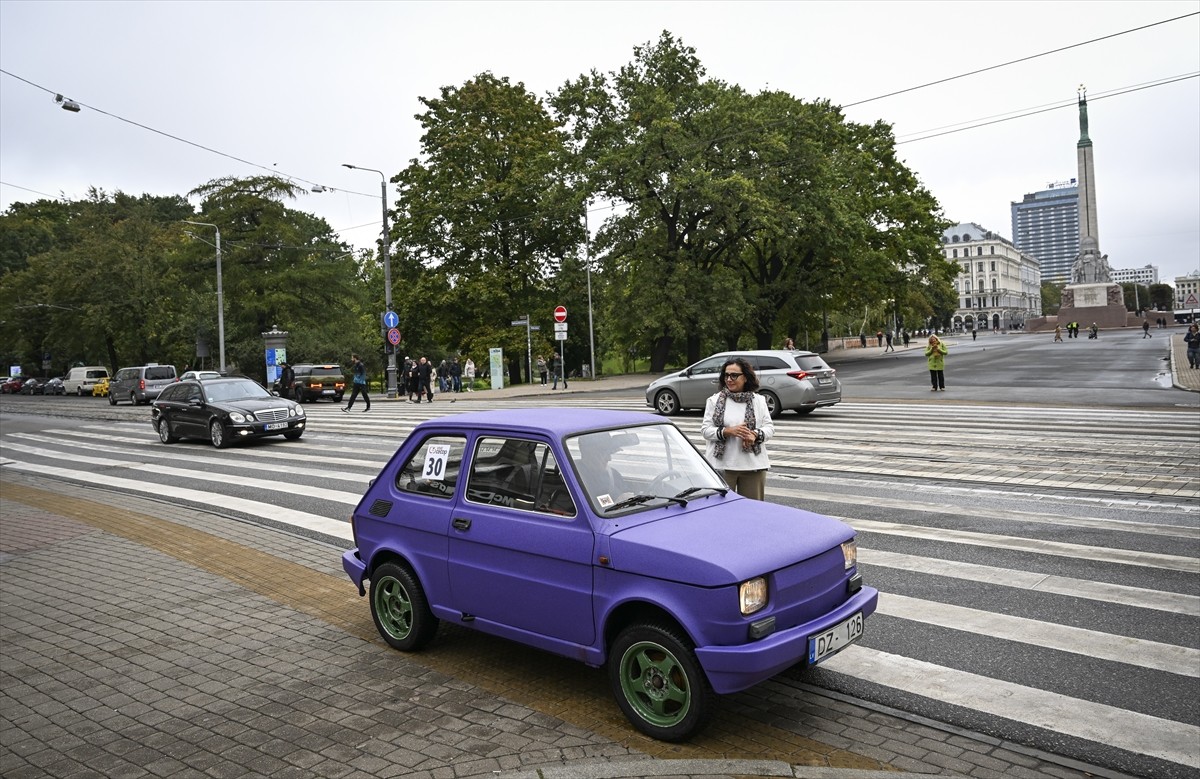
top-left (554, 306), bottom-right (567, 322)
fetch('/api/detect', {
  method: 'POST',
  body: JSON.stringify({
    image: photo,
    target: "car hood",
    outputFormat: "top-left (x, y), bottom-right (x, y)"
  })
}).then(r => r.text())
top-left (208, 397), bottom-right (291, 413)
top-left (605, 498), bottom-right (854, 586)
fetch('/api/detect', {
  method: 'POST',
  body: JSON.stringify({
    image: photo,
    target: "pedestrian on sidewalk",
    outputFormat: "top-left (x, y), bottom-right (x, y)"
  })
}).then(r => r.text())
top-left (925, 334), bottom-right (948, 391)
top-left (902, 331), bottom-right (910, 348)
top-left (417, 357), bottom-right (434, 402)
top-left (537, 355), bottom-right (548, 386)
top-left (1185, 324), bottom-right (1200, 368)
top-left (972, 328), bottom-right (977, 341)
top-left (463, 356), bottom-right (476, 391)
top-left (342, 354), bottom-right (371, 412)
top-left (884, 331), bottom-right (895, 352)
top-left (1142, 320), bottom-right (1152, 338)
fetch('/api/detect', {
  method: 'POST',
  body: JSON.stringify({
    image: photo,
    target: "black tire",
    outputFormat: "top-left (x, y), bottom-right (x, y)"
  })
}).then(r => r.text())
top-left (795, 407), bottom-right (815, 416)
top-left (654, 389), bottom-right (681, 415)
top-left (369, 561), bottom-right (438, 651)
top-left (283, 430), bottom-right (303, 441)
top-left (130, 392), bottom-right (139, 406)
top-left (108, 392), bottom-right (117, 406)
top-left (157, 418), bottom-right (177, 444)
top-left (77, 386), bottom-right (86, 397)
top-left (209, 420), bottom-right (230, 449)
top-left (608, 622), bottom-right (713, 742)
top-left (760, 390), bottom-right (781, 419)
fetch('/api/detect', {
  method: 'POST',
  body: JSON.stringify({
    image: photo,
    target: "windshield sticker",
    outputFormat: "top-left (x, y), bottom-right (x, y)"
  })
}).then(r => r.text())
top-left (423, 444), bottom-right (451, 481)
top-left (596, 494), bottom-right (615, 508)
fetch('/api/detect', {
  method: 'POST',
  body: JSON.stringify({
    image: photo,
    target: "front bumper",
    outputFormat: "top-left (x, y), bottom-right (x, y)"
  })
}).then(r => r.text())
top-left (695, 585), bottom-right (878, 694)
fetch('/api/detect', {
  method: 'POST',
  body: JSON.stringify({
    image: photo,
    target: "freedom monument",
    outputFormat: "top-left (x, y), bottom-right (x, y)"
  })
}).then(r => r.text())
top-left (1054, 86), bottom-right (1130, 328)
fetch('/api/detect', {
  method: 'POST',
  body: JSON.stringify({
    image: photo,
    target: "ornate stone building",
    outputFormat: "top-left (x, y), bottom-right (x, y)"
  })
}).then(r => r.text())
top-left (942, 223), bottom-right (1042, 331)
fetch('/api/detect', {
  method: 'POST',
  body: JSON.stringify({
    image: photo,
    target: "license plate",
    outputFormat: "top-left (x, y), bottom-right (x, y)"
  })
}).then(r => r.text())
top-left (322, 389), bottom-right (334, 394)
top-left (264, 422), bottom-right (287, 431)
top-left (808, 612), bottom-right (863, 664)
top-left (818, 377), bottom-right (832, 385)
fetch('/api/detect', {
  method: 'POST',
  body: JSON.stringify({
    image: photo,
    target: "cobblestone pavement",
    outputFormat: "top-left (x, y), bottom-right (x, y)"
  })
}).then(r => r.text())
top-left (1, 470), bottom-right (1135, 779)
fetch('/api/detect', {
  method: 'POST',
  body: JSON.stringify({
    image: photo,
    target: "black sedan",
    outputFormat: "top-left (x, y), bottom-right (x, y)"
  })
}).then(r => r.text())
top-left (151, 377), bottom-right (306, 448)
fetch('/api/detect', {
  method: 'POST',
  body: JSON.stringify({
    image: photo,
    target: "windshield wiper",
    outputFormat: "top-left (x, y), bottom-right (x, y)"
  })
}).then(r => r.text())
top-left (673, 486), bottom-right (728, 499)
top-left (604, 493), bottom-right (689, 513)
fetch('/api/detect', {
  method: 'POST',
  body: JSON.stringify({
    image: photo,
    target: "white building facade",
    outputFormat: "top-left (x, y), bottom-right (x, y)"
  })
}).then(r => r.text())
top-left (1175, 270), bottom-right (1200, 321)
top-left (1111, 264), bottom-right (1159, 286)
top-left (943, 223), bottom-right (1042, 331)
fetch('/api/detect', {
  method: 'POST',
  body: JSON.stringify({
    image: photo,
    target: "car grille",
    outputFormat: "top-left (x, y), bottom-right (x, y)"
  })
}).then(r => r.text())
top-left (256, 408), bottom-right (290, 422)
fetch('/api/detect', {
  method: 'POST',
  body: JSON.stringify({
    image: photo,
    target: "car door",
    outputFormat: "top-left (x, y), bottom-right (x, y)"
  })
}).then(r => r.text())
top-left (447, 436), bottom-right (595, 647)
top-left (677, 355), bottom-right (727, 409)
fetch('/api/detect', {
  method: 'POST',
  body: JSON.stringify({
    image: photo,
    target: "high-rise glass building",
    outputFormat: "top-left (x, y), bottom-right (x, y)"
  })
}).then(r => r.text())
top-left (1010, 181), bottom-right (1078, 285)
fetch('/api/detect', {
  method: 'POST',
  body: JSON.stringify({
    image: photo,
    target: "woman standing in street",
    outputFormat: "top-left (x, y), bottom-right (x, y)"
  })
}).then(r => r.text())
top-left (925, 334), bottom-right (948, 391)
top-left (700, 357), bottom-right (774, 500)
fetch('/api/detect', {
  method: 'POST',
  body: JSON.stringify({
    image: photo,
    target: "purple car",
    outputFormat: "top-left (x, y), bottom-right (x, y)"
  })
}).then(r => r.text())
top-left (342, 409), bottom-right (878, 741)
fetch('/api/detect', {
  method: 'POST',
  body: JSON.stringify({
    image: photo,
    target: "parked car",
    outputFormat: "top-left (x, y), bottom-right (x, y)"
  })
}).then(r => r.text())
top-left (92, 376), bottom-right (110, 397)
top-left (43, 377), bottom-right (65, 395)
top-left (150, 376), bottom-right (306, 448)
top-left (18, 378), bottom-right (44, 395)
top-left (63, 366), bottom-right (110, 396)
top-left (109, 364), bottom-right (178, 405)
top-left (2, 377), bottom-right (26, 394)
top-left (179, 370), bottom-right (223, 382)
top-left (646, 349), bottom-right (842, 418)
top-left (341, 409), bottom-right (877, 741)
top-left (286, 363), bottom-right (346, 402)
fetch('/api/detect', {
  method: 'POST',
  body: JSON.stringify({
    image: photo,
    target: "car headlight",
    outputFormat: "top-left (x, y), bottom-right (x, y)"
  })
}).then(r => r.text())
top-left (229, 412), bottom-right (248, 423)
top-left (841, 539), bottom-right (858, 570)
top-left (739, 576), bottom-right (767, 615)
top-left (292, 405), bottom-right (304, 417)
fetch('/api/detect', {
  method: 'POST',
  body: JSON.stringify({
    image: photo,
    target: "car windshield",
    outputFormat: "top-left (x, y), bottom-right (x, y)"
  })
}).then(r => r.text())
top-left (566, 423), bottom-right (724, 513)
top-left (205, 380), bottom-right (271, 403)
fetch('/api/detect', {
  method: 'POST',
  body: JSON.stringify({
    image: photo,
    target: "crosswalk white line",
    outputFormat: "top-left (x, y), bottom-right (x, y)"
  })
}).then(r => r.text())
top-left (861, 549), bottom-right (1200, 615)
top-left (821, 646), bottom-right (1200, 769)
top-left (845, 517), bottom-right (1199, 572)
top-left (4, 461), bottom-right (353, 540)
top-left (878, 592), bottom-right (1199, 676)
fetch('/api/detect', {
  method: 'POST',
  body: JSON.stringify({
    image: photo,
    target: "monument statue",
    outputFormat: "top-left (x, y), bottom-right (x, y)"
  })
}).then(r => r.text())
top-left (1070, 237), bottom-right (1112, 285)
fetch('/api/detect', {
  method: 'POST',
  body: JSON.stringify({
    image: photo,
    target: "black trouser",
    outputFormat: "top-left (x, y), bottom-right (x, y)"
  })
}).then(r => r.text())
top-left (930, 370), bottom-right (945, 389)
top-left (346, 383), bottom-right (370, 409)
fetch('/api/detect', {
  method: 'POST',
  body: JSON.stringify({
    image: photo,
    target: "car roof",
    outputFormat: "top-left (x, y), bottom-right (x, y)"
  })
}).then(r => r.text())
top-left (415, 408), bottom-right (668, 439)
top-left (710, 349), bottom-right (820, 358)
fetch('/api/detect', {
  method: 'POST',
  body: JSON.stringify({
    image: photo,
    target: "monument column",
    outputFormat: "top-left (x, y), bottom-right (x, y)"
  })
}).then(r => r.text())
top-left (1076, 86), bottom-right (1100, 250)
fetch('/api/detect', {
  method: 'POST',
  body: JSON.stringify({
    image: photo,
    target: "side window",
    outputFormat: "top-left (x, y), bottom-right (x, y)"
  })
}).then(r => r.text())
top-left (466, 437), bottom-right (575, 517)
top-left (755, 356), bottom-right (789, 371)
top-left (395, 435), bottom-right (466, 500)
top-left (187, 385), bottom-right (203, 403)
top-left (690, 356), bottom-right (725, 376)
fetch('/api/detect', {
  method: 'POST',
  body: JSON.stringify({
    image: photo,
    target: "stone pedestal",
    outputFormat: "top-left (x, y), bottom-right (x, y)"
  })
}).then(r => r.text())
top-left (1057, 283), bottom-right (1128, 328)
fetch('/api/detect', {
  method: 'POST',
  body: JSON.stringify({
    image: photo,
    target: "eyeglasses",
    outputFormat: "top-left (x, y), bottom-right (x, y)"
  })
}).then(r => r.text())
top-left (722, 372), bottom-right (744, 380)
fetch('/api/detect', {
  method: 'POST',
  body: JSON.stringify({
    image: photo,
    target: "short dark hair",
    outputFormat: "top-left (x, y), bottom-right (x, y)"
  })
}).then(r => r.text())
top-left (721, 357), bottom-right (759, 392)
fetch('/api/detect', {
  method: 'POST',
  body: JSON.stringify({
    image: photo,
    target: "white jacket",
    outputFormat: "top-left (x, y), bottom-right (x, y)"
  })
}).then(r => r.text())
top-left (700, 392), bottom-right (774, 471)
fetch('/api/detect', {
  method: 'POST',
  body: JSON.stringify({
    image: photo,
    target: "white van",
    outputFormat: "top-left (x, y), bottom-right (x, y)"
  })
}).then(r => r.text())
top-left (64, 366), bottom-right (110, 396)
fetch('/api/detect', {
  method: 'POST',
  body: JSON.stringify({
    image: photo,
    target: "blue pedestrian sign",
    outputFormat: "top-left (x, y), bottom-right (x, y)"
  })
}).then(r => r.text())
top-left (382, 310), bottom-right (400, 329)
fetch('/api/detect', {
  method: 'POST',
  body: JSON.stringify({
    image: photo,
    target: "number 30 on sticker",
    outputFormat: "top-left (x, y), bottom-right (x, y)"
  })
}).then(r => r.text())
top-left (424, 444), bottom-right (450, 479)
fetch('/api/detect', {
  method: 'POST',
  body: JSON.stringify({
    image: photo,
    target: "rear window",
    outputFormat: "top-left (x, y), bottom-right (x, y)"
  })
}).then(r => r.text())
top-left (145, 366), bottom-right (176, 380)
top-left (310, 367), bottom-right (344, 377)
top-left (86, 370), bottom-right (107, 379)
top-left (791, 356), bottom-right (832, 371)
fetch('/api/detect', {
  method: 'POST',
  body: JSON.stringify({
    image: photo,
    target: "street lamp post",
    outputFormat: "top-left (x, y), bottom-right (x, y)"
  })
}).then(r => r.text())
top-left (343, 163), bottom-right (397, 398)
top-left (182, 221), bottom-right (225, 373)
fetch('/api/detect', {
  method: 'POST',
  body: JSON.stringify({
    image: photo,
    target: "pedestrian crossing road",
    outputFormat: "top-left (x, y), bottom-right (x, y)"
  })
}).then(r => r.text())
top-left (2, 396), bottom-right (1197, 777)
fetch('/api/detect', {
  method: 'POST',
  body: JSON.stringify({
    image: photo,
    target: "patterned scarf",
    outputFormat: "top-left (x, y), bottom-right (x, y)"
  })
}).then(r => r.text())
top-left (711, 388), bottom-right (760, 459)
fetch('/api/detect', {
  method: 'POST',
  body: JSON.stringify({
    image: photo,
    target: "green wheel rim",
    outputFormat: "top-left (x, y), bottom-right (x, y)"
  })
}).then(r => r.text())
top-left (374, 575), bottom-right (414, 640)
top-left (617, 639), bottom-right (691, 727)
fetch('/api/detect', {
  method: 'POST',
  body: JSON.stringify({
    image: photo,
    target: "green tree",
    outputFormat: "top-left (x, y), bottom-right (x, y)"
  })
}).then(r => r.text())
top-left (1148, 283), bottom-right (1174, 312)
top-left (188, 176), bottom-right (362, 379)
top-left (1041, 282), bottom-right (1064, 316)
top-left (391, 73), bottom-right (581, 384)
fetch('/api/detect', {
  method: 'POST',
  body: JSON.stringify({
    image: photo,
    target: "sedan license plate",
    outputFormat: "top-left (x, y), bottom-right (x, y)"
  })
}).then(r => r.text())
top-left (321, 389), bottom-right (334, 394)
top-left (264, 422), bottom-right (287, 431)
top-left (818, 377), bottom-right (832, 385)
top-left (808, 612), bottom-right (863, 664)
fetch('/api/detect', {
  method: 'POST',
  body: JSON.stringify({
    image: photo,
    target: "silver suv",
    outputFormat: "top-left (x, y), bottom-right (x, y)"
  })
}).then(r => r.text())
top-left (646, 349), bottom-right (841, 418)
top-left (110, 364), bottom-right (178, 405)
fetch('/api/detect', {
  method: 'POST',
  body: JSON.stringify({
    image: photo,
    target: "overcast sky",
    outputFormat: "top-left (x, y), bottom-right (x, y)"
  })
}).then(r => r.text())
top-left (2, 0), bottom-right (1198, 284)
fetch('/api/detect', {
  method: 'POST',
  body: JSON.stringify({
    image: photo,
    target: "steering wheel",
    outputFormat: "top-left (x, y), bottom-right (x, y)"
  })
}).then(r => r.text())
top-left (649, 470), bottom-right (686, 494)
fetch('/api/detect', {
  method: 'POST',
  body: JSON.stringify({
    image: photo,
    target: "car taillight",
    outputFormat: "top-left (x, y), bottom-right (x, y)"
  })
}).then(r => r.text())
top-left (139, 379), bottom-right (146, 390)
top-left (786, 370), bottom-right (809, 382)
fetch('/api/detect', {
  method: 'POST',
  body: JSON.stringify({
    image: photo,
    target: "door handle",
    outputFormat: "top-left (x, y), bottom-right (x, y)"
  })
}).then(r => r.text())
top-left (452, 517), bottom-right (471, 531)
